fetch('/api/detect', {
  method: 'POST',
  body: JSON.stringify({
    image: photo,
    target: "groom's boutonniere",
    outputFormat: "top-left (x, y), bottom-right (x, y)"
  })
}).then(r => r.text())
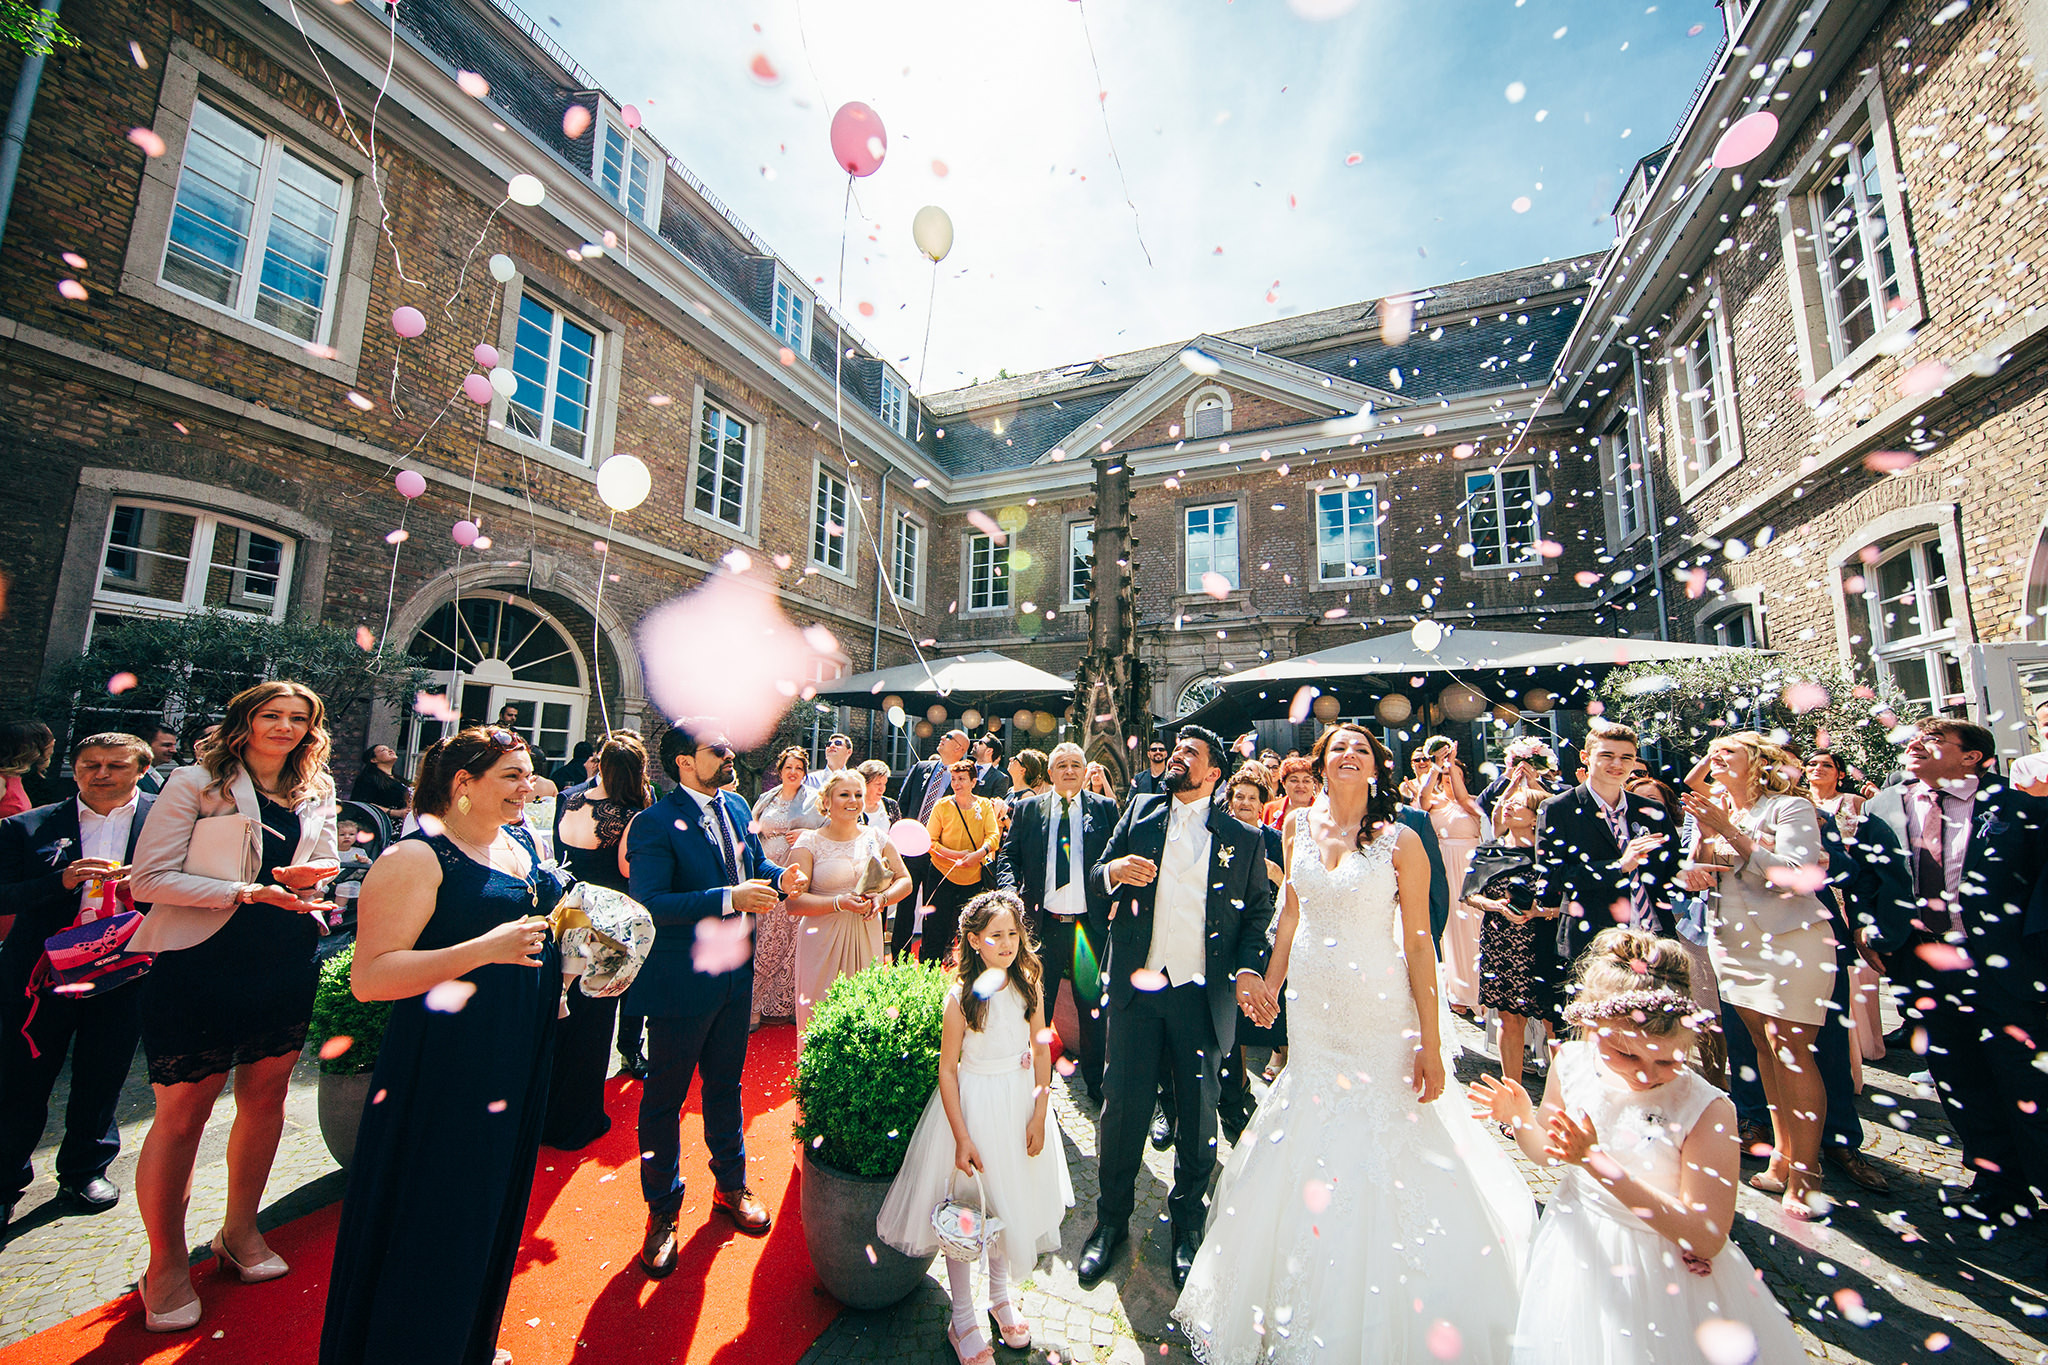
top-left (1217, 846), bottom-right (1234, 868)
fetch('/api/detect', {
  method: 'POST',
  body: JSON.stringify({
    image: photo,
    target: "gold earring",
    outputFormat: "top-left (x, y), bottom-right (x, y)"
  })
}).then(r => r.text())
top-left (457, 793), bottom-right (472, 815)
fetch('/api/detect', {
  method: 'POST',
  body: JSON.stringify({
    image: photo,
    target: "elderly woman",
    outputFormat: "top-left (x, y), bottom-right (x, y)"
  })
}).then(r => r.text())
top-left (749, 746), bottom-right (823, 1030)
top-left (129, 682), bottom-right (338, 1331)
top-left (1681, 731), bottom-right (1835, 1218)
top-left (784, 772), bottom-right (914, 1027)
top-left (922, 758), bottom-right (1003, 964)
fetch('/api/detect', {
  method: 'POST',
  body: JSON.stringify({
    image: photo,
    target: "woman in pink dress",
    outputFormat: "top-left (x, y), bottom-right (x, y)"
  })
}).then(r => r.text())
top-left (1416, 738), bottom-right (1486, 1016)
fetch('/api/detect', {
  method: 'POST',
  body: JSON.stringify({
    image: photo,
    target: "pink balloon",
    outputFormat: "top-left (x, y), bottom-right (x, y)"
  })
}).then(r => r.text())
top-left (462, 373), bottom-right (494, 405)
top-left (622, 104), bottom-right (642, 130)
top-left (391, 306), bottom-right (427, 338)
top-left (887, 818), bottom-right (930, 858)
top-left (473, 343), bottom-right (500, 369)
top-left (1711, 111), bottom-right (1779, 170)
top-left (452, 519), bottom-right (480, 546)
top-left (394, 469), bottom-right (427, 499)
top-left (829, 102), bottom-right (888, 178)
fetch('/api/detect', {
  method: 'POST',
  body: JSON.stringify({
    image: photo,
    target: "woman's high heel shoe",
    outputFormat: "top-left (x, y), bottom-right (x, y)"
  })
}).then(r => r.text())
top-left (137, 1274), bottom-right (202, 1333)
top-left (211, 1232), bottom-right (290, 1283)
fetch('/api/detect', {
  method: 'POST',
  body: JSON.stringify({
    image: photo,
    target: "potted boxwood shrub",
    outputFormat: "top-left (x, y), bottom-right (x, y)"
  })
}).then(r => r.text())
top-left (307, 944), bottom-right (392, 1169)
top-left (792, 958), bottom-right (950, 1310)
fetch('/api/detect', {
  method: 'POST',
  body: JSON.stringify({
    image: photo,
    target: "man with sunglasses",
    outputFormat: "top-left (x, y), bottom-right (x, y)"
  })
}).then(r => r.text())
top-left (1130, 740), bottom-right (1171, 797)
top-left (623, 720), bottom-right (808, 1277)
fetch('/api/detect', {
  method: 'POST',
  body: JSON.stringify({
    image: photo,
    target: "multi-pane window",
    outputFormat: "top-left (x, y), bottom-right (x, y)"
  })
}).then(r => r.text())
top-left (693, 401), bottom-right (751, 529)
top-left (1068, 522), bottom-right (1095, 605)
top-left (1866, 535), bottom-right (1963, 712)
top-left (1702, 607), bottom-right (1758, 649)
top-left (161, 98), bottom-right (347, 343)
top-left (1465, 468), bottom-right (1539, 569)
top-left (1607, 429), bottom-right (1648, 544)
top-left (1674, 314), bottom-right (1736, 484)
top-left (968, 533), bottom-right (1010, 611)
top-left (94, 501), bottom-right (293, 624)
top-left (1315, 486), bottom-right (1380, 582)
top-left (506, 295), bottom-right (598, 459)
top-left (1810, 125), bottom-right (1902, 362)
top-left (891, 513), bottom-right (921, 604)
top-left (598, 120), bottom-right (654, 226)
top-left (812, 465), bottom-right (849, 573)
top-left (884, 713), bottom-right (916, 772)
top-left (1184, 503), bottom-right (1240, 592)
top-left (773, 276), bottom-right (808, 355)
top-left (880, 371), bottom-right (909, 435)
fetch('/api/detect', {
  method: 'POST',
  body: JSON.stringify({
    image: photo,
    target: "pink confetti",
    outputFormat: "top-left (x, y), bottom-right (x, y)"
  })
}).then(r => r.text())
top-left (692, 915), bottom-right (755, 975)
top-left (1129, 968), bottom-right (1168, 993)
top-left (638, 571), bottom-right (834, 748)
top-left (455, 70), bottom-right (490, 99)
top-left (347, 391), bottom-right (374, 410)
top-left (61, 252), bottom-right (86, 269)
top-left (1783, 681), bottom-right (1829, 713)
top-left (966, 509), bottom-right (1008, 544)
top-left (1536, 539), bottom-right (1563, 558)
top-left (106, 672), bottom-right (138, 695)
top-left (414, 691), bottom-right (458, 721)
top-left (1684, 567), bottom-right (1709, 599)
top-left (857, 301), bottom-right (875, 317)
top-left (1864, 449), bottom-right (1918, 473)
top-left (931, 159), bottom-right (949, 177)
top-left (749, 52), bottom-right (780, 84)
top-left (1344, 152), bottom-right (1362, 165)
top-left (1200, 571), bottom-right (1233, 600)
top-left (563, 105), bottom-right (592, 140)
top-left (488, 1099), bottom-right (508, 1113)
top-left (1899, 360), bottom-right (1952, 398)
top-left (778, 346), bottom-right (796, 366)
top-left (1575, 571), bottom-right (1601, 588)
top-left (384, 528), bottom-right (408, 544)
top-left (171, 421), bottom-right (189, 435)
top-left (57, 279), bottom-right (87, 301)
top-left (1380, 294), bottom-right (1414, 346)
top-left (319, 1035), bottom-right (354, 1061)
top-left (1302, 1180), bottom-right (1331, 1213)
top-left (647, 393), bottom-right (672, 406)
top-left (1695, 1320), bottom-right (1757, 1365)
top-left (425, 980), bottom-right (477, 1013)
top-left (1425, 1321), bottom-right (1462, 1360)
top-left (1764, 863), bottom-right (1829, 895)
top-left (772, 553), bottom-right (793, 570)
top-left (803, 625), bottom-right (839, 655)
top-left (1288, 686), bottom-right (1317, 724)
top-left (127, 127), bottom-right (166, 157)
top-left (356, 625), bottom-right (377, 651)
top-left (1914, 942), bottom-right (1971, 973)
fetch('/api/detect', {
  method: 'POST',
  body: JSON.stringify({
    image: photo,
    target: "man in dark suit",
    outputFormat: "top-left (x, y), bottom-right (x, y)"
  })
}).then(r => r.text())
top-left (997, 741), bottom-right (1116, 1100)
top-left (1533, 724), bottom-right (1681, 982)
top-left (892, 728), bottom-right (970, 957)
top-left (0, 732), bottom-right (156, 1227)
top-left (973, 733), bottom-right (1013, 797)
top-left (1396, 805), bottom-right (1452, 951)
top-left (624, 721), bottom-right (806, 1276)
top-left (1856, 718), bottom-right (2048, 1233)
top-left (1078, 724), bottom-right (1275, 1291)
top-left (1129, 739), bottom-right (1170, 797)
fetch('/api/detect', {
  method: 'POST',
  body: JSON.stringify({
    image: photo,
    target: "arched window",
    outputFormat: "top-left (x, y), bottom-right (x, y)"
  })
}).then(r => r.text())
top-left (403, 592), bottom-right (587, 768)
top-left (1184, 386), bottom-right (1233, 439)
top-left (1699, 603), bottom-right (1760, 649)
top-left (1858, 532), bottom-right (1963, 712)
top-left (1176, 675), bottom-right (1225, 717)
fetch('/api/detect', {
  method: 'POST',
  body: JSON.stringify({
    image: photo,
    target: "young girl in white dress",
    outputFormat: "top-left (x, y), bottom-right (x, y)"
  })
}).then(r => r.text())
top-left (1470, 927), bottom-right (1808, 1365)
top-left (876, 891), bottom-right (1073, 1365)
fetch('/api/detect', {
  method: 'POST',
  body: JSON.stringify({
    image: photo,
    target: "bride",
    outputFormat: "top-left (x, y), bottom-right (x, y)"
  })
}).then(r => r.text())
top-left (1173, 723), bottom-right (1534, 1363)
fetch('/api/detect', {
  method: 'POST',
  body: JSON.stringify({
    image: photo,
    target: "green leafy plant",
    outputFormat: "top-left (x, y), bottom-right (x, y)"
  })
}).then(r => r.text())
top-left (307, 945), bottom-right (392, 1076)
top-left (1, 0), bottom-right (78, 56)
top-left (792, 958), bottom-right (951, 1179)
top-left (1598, 655), bottom-right (1919, 782)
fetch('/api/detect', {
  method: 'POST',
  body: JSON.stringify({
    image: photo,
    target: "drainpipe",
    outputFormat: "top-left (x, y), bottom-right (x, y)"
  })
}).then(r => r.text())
top-left (1620, 340), bottom-right (1671, 643)
top-left (0, 1), bottom-right (61, 251)
top-left (867, 465), bottom-right (890, 758)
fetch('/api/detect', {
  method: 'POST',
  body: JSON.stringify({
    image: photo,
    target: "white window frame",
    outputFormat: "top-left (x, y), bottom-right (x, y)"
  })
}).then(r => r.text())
top-left (686, 389), bottom-right (759, 538)
top-left (966, 532), bottom-right (1011, 614)
top-left (1067, 521), bottom-right (1095, 606)
top-left (810, 462), bottom-right (852, 580)
top-left (502, 292), bottom-right (601, 463)
top-left (594, 113), bottom-right (662, 228)
top-left (1866, 534), bottom-right (1964, 711)
top-left (1183, 502), bottom-right (1242, 594)
top-left (1184, 385), bottom-right (1233, 440)
top-left (880, 369), bottom-right (910, 436)
top-left (1700, 604), bottom-right (1760, 649)
top-left (890, 510), bottom-right (923, 609)
top-left (1669, 297), bottom-right (1742, 496)
top-left (1463, 466), bottom-right (1541, 570)
top-left (1599, 426), bottom-right (1649, 550)
top-left (158, 95), bottom-right (352, 348)
top-left (773, 270), bottom-right (810, 357)
top-left (1313, 483), bottom-right (1382, 584)
top-left (92, 499), bottom-right (296, 625)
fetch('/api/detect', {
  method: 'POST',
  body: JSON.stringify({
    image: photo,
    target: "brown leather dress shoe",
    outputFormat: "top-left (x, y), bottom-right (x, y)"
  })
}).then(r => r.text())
top-left (711, 1186), bottom-right (771, 1234)
top-left (639, 1214), bottom-right (678, 1278)
top-left (1823, 1145), bottom-right (1892, 1193)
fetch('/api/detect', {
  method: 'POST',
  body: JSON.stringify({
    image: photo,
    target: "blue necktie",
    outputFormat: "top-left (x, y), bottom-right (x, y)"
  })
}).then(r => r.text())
top-left (707, 795), bottom-right (742, 885)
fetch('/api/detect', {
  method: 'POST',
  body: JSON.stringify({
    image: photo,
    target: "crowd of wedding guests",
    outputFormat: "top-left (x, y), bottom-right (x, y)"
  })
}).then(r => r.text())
top-left (1, 684), bottom-right (2046, 1362)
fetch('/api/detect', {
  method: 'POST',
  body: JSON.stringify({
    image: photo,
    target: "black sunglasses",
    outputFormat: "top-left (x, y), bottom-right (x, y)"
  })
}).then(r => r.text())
top-left (700, 743), bottom-right (735, 759)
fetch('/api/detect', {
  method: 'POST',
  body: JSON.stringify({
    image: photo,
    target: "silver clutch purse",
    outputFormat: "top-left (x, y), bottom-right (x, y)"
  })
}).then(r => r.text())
top-left (550, 882), bottom-right (657, 998)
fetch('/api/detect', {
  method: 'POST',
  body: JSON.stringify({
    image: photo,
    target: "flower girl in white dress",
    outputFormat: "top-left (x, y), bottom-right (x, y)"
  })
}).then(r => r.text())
top-left (1470, 927), bottom-right (1808, 1364)
top-left (876, 891), bottom-right (1073, 1365)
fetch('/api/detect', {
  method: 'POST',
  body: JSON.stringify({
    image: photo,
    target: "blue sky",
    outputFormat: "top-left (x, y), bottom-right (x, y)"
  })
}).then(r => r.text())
top-left (541, 0), bottom-right (1718, 391)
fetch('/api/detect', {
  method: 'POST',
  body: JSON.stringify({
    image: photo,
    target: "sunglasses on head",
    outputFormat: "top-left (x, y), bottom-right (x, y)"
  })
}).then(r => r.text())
top-left (485, 728), bottom-right (522, 749)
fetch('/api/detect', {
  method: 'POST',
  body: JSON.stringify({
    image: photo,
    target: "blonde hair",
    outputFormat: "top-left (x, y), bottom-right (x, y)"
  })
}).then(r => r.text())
top-left (1564, 927), bottom-right (1700, 1037)
top-left (817, 769), bottom-right (865, 805)
top-left (200, 681), bottom-right (332, 806)
top-left (1708, 731), bottom-right (1801, 801)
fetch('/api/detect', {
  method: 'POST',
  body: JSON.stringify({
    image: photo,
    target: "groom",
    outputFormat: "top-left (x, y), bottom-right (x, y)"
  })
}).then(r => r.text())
top-left (1080, 724), bottom-right (1275, 1290)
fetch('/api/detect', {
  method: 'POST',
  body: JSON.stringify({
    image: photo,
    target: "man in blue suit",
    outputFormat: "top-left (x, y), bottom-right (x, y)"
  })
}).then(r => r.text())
top-left (0, 732), bottom-right (156, 1229)
top-left (624, 721), bottom-right (807, 1277)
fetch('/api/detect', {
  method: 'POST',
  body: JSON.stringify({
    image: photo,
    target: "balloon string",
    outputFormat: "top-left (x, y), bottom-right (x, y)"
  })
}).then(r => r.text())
top-left (912, 256), bottom-right (937, 444)
top-left (375, 500), bottom-right (410, 674)
top-left (591, 510), bottom-right (616, 736)
top-left (1075, 1), bottom-right (1153, 270)
top-left (441, 196), bottom-right (511, 327)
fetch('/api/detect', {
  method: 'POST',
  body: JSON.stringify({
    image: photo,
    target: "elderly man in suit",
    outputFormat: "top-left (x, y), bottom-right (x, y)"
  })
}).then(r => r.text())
top-left (624, 720), bottom-right (807, 1276)
top-left (1079, 724), bottom-right (1275, 1291)
top-left (0, 732), bottom-right (157, 1227)
top-left (998, 741), bottom-right (1117, 1101)
top-left (1533, 724), bottom-right (1681, 985)
top-left (1857, 718), bottom-right (2048, 1238)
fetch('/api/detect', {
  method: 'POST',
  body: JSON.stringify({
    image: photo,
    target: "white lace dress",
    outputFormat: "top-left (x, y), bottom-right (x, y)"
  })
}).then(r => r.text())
top-left (1173, 821), bottom-right (1535, 1364)
top-left (1513, 1041), bottom-right (1808, 1364)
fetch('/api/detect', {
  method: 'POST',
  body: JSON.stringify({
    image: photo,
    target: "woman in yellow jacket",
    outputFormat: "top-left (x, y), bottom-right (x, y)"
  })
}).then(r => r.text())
top-left (921, 759), bottom-right (1003, 965)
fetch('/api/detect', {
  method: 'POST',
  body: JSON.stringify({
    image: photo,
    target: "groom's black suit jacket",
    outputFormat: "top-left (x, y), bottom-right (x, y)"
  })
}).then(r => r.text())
top-left (1532, 784), bottom-right (1681, 960)
top-left (1087, 792), bottom-right (1274, 1053)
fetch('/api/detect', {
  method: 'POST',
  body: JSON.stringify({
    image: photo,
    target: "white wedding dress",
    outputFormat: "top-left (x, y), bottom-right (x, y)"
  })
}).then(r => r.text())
top-left (1173, 821), bottom-right (1536, 1364)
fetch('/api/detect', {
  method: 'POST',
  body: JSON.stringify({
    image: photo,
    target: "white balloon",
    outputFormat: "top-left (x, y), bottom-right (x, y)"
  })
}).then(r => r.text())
top-left (506, 173), bottom-right (546, 207)
top-left (911, 205), bottom-right (954, 263)
top-left (1410, 618), bottom-right (1444, 653)
top-left (595, 454), bottom-right (652, 512)
top-left (487, 253), bottom-right (517, 282)
top-left (488, 366), bottom-right (518, 398)
top-left (886, 705), bottom-right (907, 728)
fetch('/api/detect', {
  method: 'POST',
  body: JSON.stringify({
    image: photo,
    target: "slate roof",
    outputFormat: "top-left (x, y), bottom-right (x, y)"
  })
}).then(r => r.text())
top-left (920, 391), bottom-right (1121, 479)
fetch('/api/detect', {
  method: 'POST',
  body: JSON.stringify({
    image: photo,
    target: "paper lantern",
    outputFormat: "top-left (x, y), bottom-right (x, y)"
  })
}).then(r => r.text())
top-left (1033, 711), bottom-right (1056, 735)
top-left (1013, 708), bottom-right (1035, 730)
top-left (1375, 694), bottom-right (1412, 726)
top-left (1311, 694), bottom-right (1341, 721)
top-left (911, 205), bottom-right (954, 262)
top-left (595, 454), bottom-right (651, 511)
top-left (926, 703), bottom-right (948, 725)
top-left (1522, 687), bottom-right (1553, 713)
top-left (914, 720), bottom-right (934, 738)
top-left (961, 708), bottom-right (983, 729)
top-left (1439, 684), bottom-right (1488, 723)
top-left (882, 694), bottom-right (904, 714)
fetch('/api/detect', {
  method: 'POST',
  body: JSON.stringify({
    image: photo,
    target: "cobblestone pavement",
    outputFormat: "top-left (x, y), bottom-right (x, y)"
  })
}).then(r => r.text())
top-left (2, 1004), bottom-right (2043, 1363)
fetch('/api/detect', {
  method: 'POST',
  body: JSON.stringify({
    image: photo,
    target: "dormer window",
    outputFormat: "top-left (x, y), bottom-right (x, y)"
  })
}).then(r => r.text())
top-left (773, 272), bottom-right (809, 356)
top-left (880, 369), bottom-right (909, 436)
top-left (597, 116), bottom-right (658, 227)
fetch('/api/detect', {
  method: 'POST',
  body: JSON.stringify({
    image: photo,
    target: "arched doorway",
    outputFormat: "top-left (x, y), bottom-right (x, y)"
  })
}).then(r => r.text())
top-left (402, 591), bottom-right (588, 771)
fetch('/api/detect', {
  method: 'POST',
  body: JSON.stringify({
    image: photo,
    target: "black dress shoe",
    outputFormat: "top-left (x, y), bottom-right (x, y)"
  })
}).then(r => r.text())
top-left (1172, 1234), bottom-right (1199, 1290)
top-left (619, 1050), bottom-right (650, 1081)
top-left (1085, 1083), bottom-right (1104, 1105)
top-left (61, 1177), bottom-right (118, 1211)
top-left (1149, 1109), bottom-right (1174, 1151)
top-left (1076, 1224), bottom-right (1126, 1286)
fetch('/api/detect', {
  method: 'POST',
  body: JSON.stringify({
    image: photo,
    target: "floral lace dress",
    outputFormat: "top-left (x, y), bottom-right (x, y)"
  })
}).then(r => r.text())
top-left (1173, 820), bottom-right (1535, 1364)
top-left (750, 787), bottom-right (822, 1021)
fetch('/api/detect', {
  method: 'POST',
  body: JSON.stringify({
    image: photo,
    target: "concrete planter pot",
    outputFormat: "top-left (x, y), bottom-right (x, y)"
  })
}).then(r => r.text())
top-left (317, 1071), bottom-right (376, 1169)
top-left (800, 1152), bottom-right (929, 1310)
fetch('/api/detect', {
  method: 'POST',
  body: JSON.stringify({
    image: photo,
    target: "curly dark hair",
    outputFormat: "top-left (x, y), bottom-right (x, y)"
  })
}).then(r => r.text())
top-left (1309, 722), bottom-right (1401, 847)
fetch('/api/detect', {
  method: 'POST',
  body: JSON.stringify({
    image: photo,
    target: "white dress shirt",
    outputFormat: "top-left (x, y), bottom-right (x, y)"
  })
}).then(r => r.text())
top-left (76, 793), bottom-right (141, 917)
top-left (1042, 793), bottom-right (1087, 919)
top-left (1146, 797), bottom-right (1211, 986)
top-left (683, 785), bottom-right (742, 916)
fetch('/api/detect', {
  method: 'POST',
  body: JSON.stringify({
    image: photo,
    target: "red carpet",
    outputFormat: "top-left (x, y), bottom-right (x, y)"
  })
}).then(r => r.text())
top-left (0, 1024), bottom-right (837, 1365)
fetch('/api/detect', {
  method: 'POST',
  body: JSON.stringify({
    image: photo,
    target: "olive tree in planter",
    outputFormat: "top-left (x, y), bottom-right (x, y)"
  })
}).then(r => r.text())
top-left (306, 945), bottom-right (392, 1168)
top-left (791, 958), bottom-right (951, 1310)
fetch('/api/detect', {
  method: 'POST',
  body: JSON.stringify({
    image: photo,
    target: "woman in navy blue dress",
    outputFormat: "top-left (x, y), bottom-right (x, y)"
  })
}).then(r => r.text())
top-left (320, 727), bottom-right (561, 1365)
